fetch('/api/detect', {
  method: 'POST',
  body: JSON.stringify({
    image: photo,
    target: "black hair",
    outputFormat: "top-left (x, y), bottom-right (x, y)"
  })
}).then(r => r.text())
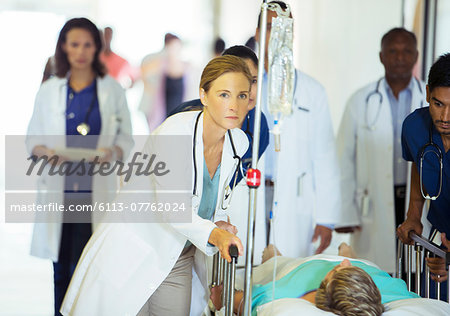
top-left (428, 53), bottom-right (450, 92)
top-left (381, 27), bottom-right (417, 48)
top-left (222, 45), bottom-right (258, 68)
top-left (164, 33), bottom-right (180, 46)
top-left (245, 36), bottom-right (256, 51)
top-left (55, 17), bottom-right (106, 78)
top-left (257, 1), bottom-right (290, 29)
top-left (214, 37), bottom-right (226, 55)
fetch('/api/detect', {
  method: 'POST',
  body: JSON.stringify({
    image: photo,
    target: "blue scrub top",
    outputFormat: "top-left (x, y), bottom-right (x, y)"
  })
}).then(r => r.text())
top-left (66, 79), bottom-right (101, 148)
top-left (185, 160), bottom-right (221, 248)
top-left (64, 79), bottom-right (102, 193)
top-left (402, 107), bottom-right (450, 235)
top-left (251, 259), bottom-right (419, 316)
top-left (168, 99), bottom-right (269, 188)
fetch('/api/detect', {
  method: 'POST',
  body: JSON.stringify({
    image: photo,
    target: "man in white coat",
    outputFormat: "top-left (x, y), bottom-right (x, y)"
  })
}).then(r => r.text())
top-left (336, 28), bottom-right (427, 273)
top-left (256, 1), bottom-right (341, 258)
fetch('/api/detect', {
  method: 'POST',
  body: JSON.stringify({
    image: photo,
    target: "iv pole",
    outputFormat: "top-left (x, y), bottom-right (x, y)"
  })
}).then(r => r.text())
top-left (242, 1), bottom-right (268, 314)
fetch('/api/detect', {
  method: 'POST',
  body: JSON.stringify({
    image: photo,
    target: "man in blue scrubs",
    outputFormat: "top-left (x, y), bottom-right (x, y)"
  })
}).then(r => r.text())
top-left (397, 53), bottom-right (450, 298)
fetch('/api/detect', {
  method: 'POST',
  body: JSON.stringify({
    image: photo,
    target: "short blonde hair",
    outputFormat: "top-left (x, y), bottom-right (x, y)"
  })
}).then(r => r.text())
top-left (199, 55), bottom-right (252, 92)
top-left (315, 266), bottom-right (384, 316)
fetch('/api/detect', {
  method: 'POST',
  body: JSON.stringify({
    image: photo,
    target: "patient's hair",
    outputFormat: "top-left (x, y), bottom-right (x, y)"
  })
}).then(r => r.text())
top-left (315, 266), bottom-right (384, 316)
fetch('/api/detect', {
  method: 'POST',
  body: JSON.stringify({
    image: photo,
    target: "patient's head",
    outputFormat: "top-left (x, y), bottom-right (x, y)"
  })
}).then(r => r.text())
top-left (315, 260), bottom-right (384, 316)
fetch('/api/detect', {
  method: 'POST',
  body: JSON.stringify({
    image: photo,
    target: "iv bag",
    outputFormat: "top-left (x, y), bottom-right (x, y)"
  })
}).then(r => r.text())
top-left (268, 16), bottom-right (295, 117)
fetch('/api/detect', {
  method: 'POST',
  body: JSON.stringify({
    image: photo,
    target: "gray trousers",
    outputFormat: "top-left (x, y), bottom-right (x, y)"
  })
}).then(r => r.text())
top-left (137, 245), bottom-right (196, 316)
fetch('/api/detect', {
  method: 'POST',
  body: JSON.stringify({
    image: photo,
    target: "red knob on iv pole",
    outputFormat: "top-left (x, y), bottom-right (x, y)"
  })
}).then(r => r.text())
top-left (246, 168), bottom-right (261, 188)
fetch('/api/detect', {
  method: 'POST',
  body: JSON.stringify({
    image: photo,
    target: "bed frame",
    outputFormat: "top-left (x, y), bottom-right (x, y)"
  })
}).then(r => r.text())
top-left (397, 232), bottom-right (450, 302)
top-left (211, 246), bottom-right (239, 316)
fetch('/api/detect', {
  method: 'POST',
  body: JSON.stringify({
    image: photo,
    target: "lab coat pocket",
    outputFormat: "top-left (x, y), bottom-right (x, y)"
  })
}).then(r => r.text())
top-left (95, 227), bottom-right (151, 289)
top-left (294, 172), bottom-right (313, 215)
top-left (356, 189), bottom-right (373, 223)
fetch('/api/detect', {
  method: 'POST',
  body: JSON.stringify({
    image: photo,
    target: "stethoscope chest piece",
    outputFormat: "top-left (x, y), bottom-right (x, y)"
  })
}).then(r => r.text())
top-left (76, 122), bottom-right (90, 136)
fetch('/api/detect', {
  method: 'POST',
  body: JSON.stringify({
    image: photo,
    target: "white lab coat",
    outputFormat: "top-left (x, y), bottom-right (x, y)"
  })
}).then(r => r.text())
top-left (60, 111), bottom-right (249, 316)
top-left (263, 70), bottom-right (341, 258)
top-left (26, 75), bottom-right (133, 262)
top-left (337, 77), bottom-right (426, 272)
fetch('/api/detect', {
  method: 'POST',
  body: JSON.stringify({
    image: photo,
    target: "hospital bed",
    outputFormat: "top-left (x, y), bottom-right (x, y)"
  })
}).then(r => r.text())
top-left (211, 240), bottom-right (450, 316)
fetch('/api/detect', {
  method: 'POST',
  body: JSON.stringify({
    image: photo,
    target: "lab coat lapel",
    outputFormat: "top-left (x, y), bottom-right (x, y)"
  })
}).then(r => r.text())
top-left (410, 78), bottom-right (426, 111)
top-left (97, 76), bottom-right (111, 137)
top-left (214, 128), bottom-right (248, 221)
top-left (54, 78), bottom-right (67, 146)
top-left (378, 78), bottom-right (394, 139)
top-left (192, 112), bottom-right (204, 212)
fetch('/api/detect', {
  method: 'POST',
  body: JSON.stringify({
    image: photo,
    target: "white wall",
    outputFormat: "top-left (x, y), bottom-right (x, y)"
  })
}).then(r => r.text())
top-left (220, 0), bottom-right (403, 132)
top-left (435, 0), bottom-right (450, 58)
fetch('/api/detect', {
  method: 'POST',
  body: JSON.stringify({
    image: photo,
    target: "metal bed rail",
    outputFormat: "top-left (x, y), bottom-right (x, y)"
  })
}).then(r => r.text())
top-left (211, 245), bottom-right (239, 316)
top-left (396, 232), bottom-right (450, 302)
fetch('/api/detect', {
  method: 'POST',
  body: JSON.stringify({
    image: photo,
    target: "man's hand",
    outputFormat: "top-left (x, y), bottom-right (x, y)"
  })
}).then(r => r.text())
top-left (312, 224), bottom-right (332, 254)
top-left (397, 216), bottom-right (423, 244)
top-left (427, 233), bottom-right (450, 283)
top-left (335, 226), bottom-right (361, 233)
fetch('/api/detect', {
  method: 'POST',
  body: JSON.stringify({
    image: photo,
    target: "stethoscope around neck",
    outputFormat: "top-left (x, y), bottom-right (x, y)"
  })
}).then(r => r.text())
top-left (419, 123), bottom-right (443, 200)
top-left (192, 111), bottom-right (242, 210)
top-left (365, 77), bottom-right (424, 130)
top-left (66, 79), bottom-right (97, 136)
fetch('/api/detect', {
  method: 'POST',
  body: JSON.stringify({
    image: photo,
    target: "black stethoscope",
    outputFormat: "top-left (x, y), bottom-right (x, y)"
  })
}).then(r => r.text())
top-left (192, 111), bottom-right (242, 210)
top-left (66, 79), bottom-right (97, 136)
top-left (365, 77), bottom-right (424, 130)
top-left (419, 124), bottom-right (443, 200)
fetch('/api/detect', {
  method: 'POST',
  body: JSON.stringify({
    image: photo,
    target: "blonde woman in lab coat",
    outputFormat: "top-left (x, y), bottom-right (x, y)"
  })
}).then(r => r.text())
top-left (61, 55), bottom-right (252, 315)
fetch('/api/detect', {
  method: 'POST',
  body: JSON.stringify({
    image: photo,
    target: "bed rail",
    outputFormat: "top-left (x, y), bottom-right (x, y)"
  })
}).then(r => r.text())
top-left (211, 245), bottom-right (239, 316)
top-left (397, 232), bottom-right (450, 302)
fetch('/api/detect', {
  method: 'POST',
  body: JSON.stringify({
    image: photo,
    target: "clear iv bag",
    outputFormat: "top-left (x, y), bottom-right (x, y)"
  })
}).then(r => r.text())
top-left (268, 16), bottom-right (295, 117)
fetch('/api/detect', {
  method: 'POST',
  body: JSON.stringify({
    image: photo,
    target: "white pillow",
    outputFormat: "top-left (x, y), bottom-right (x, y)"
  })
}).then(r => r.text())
top-left (256, 297), bottom-right (450, 316)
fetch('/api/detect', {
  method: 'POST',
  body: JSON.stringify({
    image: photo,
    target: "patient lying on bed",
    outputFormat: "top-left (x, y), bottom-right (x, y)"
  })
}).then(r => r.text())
top-left (211, 243), bottom-right (419, 316)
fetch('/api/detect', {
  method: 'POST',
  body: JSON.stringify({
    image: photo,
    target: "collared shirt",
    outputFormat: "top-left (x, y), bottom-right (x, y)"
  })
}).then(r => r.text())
top-left (402, 108), bottom-right (450, 235)
top-left (385, 78), bottom-right (414, 185)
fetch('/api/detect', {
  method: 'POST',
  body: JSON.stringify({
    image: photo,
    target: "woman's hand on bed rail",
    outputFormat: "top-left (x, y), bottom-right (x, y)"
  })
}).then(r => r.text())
top-left (208, 228), bottom-right (243, 263)
top-left (396, 215), bottom-right (423, 245)
top-left (426, 233), bottom-right (450, 283)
